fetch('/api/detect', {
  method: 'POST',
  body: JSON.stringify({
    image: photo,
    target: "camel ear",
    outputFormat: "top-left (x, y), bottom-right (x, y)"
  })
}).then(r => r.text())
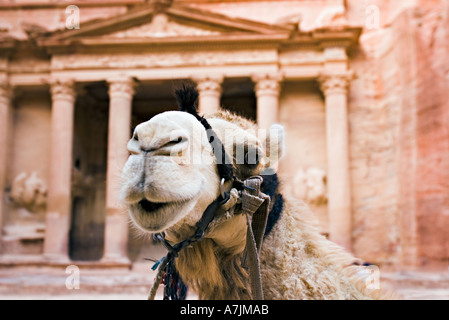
top-left (264, 124), bottom-right (285, 172)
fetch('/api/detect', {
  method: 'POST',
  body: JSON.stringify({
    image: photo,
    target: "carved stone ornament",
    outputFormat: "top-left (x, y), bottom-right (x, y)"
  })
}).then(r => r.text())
top-left (10, 172), bottom-right (48, 212)
top-left (194, 75), bottom-right (224, 97)
top-left (252, 74), bottom-right (283, 97)
top-left (279, 50), bottom-right (325, 65)
top-left (110, 13), bottom-right (221, 38)
top-left (293, 167), bottom-right (328, 206)
top-left (50, 79), bottom-right (75, 103)
top-left (51, 50), bottom-right (278, 71)
top-left (318, 71), bottom-right (355, 96)
top-left (108, 77), bottom-right (137, 100)
top-left (323, 47), bottom-right (348, 62)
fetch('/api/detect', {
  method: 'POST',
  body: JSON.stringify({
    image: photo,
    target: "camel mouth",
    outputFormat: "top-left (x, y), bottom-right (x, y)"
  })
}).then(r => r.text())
top-left (138, 199), bottom-right (167, 213)
top-left (129, 197), bottom-right (194, 233)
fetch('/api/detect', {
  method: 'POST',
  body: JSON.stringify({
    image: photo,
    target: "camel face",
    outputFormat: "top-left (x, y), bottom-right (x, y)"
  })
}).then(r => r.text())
top-left (121, 109), bottom-right (284, 236)
top-left (121, 111), bottom-right (220, 233)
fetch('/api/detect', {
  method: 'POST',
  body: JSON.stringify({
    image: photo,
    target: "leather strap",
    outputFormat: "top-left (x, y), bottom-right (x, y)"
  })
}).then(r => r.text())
top-left (241, 176), bottom-right (271, 300)
top-left (241, 177), bottom-right (270, 252)
top-left (148, 176), bottom-right (271, 300)
top-left (245, 214), bottom-right (264, 300)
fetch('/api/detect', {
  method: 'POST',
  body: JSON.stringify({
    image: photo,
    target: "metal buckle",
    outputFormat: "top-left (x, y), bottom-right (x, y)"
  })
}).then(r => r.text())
top-left (220, 178), bottom-right (226, 199)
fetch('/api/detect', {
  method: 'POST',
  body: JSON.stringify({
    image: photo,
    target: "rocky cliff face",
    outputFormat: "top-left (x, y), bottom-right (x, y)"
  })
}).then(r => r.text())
top-left (413, 4), bottom-right (449, 268)
top-left (348, 1), bottom-right (449, 268)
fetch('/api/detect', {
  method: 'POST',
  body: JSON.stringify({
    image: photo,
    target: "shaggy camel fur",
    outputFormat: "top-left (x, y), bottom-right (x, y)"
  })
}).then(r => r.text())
top-left (121, 98), bottom-right (390, 300)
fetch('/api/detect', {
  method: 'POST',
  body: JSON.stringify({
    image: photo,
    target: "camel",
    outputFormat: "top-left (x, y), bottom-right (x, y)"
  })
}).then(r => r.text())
top-left (120, 84), bottom-right (390, 300)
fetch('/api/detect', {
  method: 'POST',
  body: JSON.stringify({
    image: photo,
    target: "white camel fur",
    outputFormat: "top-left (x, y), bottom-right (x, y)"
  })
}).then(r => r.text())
top-left (120, 90), bottom-right (389, 300)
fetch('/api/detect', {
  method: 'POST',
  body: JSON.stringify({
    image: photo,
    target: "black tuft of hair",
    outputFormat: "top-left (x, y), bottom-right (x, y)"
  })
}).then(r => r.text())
top-left (174, 82), bottom-right (235, 182)
top-left (264, 193), bottom-right (284, 238)
top-left (175, 83), bottom-right (199, 116)
top-left (260, 173), bottom-right (284, 238)
top-left (260, 173), bottom-right (280, 198)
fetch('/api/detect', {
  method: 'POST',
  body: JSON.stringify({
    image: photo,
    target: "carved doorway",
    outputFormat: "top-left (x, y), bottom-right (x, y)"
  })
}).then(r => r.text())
top-left (221, 78), bottom-right (257, 121)
top-left (69, 83), bottom-right (108, 261)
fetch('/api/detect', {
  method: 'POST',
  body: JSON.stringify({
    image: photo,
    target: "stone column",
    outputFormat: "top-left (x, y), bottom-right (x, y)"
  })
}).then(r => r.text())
top-left (194, 76), bottom-right (223, 115)
top-left (319, 72), bottom-right (354, 251)
top-left (0, 80), bottom-right (12, 244)
top-left (102, 77), bottom-right (136, 264)
top-left (253, 74), bottom-right (282, 130)
top-left (44, 79), bottom-right (76, 262)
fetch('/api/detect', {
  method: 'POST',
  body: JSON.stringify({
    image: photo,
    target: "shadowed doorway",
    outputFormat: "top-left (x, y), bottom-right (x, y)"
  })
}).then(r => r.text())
top-left (69, 83), bottom-right (109, 261)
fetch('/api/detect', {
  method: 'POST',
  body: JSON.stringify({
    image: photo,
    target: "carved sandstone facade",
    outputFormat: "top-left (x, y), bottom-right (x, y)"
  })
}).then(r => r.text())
top-left (0, 0), bottom-right (447, 271)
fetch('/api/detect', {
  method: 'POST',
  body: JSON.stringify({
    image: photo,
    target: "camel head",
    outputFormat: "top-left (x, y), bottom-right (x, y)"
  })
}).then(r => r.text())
top-left (120, 85), bottom-right (284, 242)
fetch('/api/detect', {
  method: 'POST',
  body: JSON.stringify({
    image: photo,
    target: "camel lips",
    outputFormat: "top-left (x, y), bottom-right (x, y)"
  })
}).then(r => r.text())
top-left (138, 199), bottom-right (166, 213)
